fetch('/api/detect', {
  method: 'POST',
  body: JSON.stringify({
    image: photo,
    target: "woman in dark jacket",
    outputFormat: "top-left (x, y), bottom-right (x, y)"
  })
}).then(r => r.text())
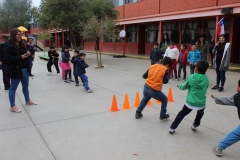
top-left (4, 28), bottom-right (37, 113)
top-left (159, 34), bottom-right (170, 58)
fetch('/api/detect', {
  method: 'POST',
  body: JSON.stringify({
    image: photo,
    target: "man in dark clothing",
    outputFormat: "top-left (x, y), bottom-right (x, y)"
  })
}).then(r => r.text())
top-left (0, 42), bottom-right (10, 90)
top-left (26, 37), bottom-right (35, 76)
top-left (150, 42), bottom-right (161, 65)
top-left (47, 46), bottom-right (60, 75)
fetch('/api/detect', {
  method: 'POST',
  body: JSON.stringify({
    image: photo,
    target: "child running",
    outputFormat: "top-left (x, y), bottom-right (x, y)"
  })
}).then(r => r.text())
top-left (71, 50), bottom-right (82, 86)
top-left (75, 53), bottom-right (93, 93)
top-left (169, 60), bottom-right (209, 133)
top-left (135, 57), bottom-right (172, 120)
top-left (47, 46), bottom-right (60, 76)
top-left (61, 45), bottom-right (73, 83)
top-left (177, 44), bottom-right (189, 81)
top-left (212, 79), bottom-right (240, 157)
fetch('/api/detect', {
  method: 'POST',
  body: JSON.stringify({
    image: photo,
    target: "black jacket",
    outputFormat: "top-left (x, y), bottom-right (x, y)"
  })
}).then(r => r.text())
top-left (150, 48), bottom-right (161, 64)
top-left (48, 50), bottom-right (59, 61)
top-left (75, 57), bottom-right (88, 75)
top-left (4, 41), bottom-right (28, 79)
top-left (71, 56), bottom-right (79, 70)
top-left (61, 52), bottom-right (70, 62)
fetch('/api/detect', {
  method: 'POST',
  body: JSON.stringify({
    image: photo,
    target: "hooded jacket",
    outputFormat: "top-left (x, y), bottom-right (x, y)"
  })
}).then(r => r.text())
top-left (215, 92), bottom-right (240, 120)
top-left (75, 57), bottom-right (88, 75)
top-left (177, 50), bottom-right (189, 65)
top-left (178, 73), bottom-right (209, 107)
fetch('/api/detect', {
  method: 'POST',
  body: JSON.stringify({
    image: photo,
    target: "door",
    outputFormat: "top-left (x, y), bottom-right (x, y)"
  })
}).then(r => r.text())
top-left (138, 25), bottom-right (146, 55)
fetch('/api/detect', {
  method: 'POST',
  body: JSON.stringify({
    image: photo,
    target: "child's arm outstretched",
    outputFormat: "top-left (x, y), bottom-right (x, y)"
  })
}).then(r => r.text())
top-left (211, 94), bottom-right (235, 106)
top-left (177, 78), bottom-right (189, 90)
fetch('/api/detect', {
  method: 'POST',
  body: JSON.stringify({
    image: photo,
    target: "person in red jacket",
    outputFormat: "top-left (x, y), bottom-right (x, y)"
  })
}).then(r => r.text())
top-left (177, 44), bottom-right (189, 81)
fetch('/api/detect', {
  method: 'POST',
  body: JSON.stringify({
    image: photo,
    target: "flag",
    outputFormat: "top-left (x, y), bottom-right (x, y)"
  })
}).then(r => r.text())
top-left (217, 18), bottom-right (224, 37)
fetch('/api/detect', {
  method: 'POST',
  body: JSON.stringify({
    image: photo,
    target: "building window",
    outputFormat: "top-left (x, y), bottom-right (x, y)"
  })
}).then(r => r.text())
top-left (126, 26), bottom-right (138, 43)
top-left (204, 20), bottom-right (216, 45)
top-left (182, 21), bottom-right (203, 44)
top-left (162, 23), bottom-right (179, 43)
top-left (125, 0), bottom-right (139, 4)
top-left (112, 0), bottom-right (124, 6)
top-left (146, 24), bottom-right (158, 43)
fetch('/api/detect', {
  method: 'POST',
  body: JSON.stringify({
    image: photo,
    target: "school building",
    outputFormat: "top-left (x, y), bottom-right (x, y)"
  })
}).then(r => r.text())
top-left (84, 0), bottom-right (240, 63)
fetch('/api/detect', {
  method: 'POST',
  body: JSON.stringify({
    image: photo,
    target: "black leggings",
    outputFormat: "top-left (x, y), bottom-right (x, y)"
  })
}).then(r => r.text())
top-left (65, 69), bottom-right (72, 80)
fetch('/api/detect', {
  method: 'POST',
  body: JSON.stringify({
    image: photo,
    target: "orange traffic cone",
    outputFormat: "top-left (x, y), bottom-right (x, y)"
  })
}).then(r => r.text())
top-left (122, 94), bottom-right (131, 109)
top-left (155, 100), bottom-right (162, 104)
top-left (147, 99), bottom-right (152, 106)
top-left (109, 95), bottom-right (119, 112)
top-left (168, 88), bottom-right (174, 102)
top-left (133, 92), bottom-right (140, 107)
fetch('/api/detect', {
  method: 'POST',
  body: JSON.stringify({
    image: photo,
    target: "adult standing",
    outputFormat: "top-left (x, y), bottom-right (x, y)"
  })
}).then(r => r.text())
top-left (159, 34), bottom-right (170, 59)
top-left (26, 37), bottom-right (35, 76)
top-left (212, 34), bottom-right (231, 92)
top-left (196, 34), bottom-right (209, 62)
top-left (4, 28), bottom-right (37, 113)
top-left (0, 42), bottom-right (10, 90)
top-left (150, 42), bottom-right (161, 65)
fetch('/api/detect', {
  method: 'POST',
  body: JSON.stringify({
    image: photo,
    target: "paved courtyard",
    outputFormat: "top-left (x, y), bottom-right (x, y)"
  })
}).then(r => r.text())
top-left (0, 51), bottom-right (240, 160)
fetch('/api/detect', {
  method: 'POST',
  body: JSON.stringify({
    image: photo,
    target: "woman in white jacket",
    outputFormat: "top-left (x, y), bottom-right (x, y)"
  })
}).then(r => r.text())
top-left (164, 42), bottom-right (179, 79)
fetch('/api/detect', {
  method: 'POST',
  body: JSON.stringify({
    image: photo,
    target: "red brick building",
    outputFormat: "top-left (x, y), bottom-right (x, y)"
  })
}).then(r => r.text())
top-left (84, 0), bottom-right (240, 63)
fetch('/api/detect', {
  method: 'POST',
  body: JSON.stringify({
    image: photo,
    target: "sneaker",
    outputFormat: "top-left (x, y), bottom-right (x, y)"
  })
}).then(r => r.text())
top-left (47, 72), bottom-right (52, 75)
top-left (212, 86), bottom-right (219, 90)
top-left (64, 80), bottom-right (70, 83)
top-left (69, 79), bottom-right (74, 82)
top-left (76, 84), bottom-right (79, 86)
top-left (160, 114), bottom-right (170, 120)
top-left (4, 87), bottom-right (10, 91)
top-left (213, 146), bottom-right (222, 157)
top-left (191, 125), bottom-right (198, 130)
top-left (219, 87), bottom-right (224, 92)
top-left (175, 78), bottom-right (178, 81)
top-left (87, 89), bottom-right (93, 93)
top-left (57, 73), bottom-right (60, 76)
top-left (169, 128), bottom-right (175, 134)
top-left (182, 79), bottom-right (186, 81)
top-left (135, 112), bottom-right (143, 119)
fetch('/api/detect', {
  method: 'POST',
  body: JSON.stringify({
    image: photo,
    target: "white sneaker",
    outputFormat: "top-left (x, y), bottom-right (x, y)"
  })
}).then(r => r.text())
top-left (57, 73), bottom-right (60, 76)
top-left (87, 89), bottom-right (93, 93)
top-left (47, 72), bottom-right (52, 75)
top-left (191, 125), bottom-right (198, 130)
top-left (169, 128), bottom-right (175, 134)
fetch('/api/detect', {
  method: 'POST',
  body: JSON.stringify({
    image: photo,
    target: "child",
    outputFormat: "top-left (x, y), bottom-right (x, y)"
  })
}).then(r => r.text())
top-left (187, 44), bottom-right (201, 75)
top-left (61, 45), bottom-right (73, 83)
top-left (71, 50), bottom-right (80, 86)
top-left (169, 60), bottom-right (209, 133)
top-left (135, 57), bottom-right (172, 120)
top-left (212, 79), bottom-right (240, 157)
top-left (150, 42), bottom-right (161, 65)
top-left (47, 46), bottom-right (60, 76)
top-left (164, 41), bottom-right (179, 80)
top-left (75, 53), bottom-right (93, 93)
top-left (177, 44), bottom-right (189, 81)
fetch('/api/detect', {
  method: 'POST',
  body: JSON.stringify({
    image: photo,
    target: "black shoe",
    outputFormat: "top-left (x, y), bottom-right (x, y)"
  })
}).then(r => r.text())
top-left (135, 112), bottom-right (143, 119)
top-left (4, 87), bottom-right (10, 91)
top-left (212, 86), bottom-right (219, 90)
top-left (219, 87), bottom-right (224, 92)
top-left (160, 114), bottom-right (170, 120)
top-left (76, 84), bottom-right (79, 86)
top-left (29, 74), bottom-right (34, 77)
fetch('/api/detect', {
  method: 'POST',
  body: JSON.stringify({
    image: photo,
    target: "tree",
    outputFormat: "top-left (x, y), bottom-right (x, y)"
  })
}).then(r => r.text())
top-left (80, 16), bottom-right (117, 67)
top-left (38, 31), bottom-right (52, 55)
top-left (0, 0), bottom-right (33, 31)
top-left (38, 0), bottom-right (118, 49)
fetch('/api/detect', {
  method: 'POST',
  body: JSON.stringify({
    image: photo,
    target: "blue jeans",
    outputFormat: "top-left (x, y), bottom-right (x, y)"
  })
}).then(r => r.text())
top-left (190, 64), bottom-right (195, 75)
top-left (216, 64), bottom-right (226, 87)
top-left (137, 85), bottom-right (168, 116)
top-left (79, 74), bottom-right (89, 90)
top-left (218, 125), bottom-right (240, 150)
top-left (9, 69), bottom-right (30, 107)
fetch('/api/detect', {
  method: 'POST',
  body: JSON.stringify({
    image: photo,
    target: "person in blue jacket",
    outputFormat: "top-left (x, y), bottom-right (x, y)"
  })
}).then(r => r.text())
top-left (187, 43), bottom-right (201, 74)
top-left (75, 53), bottom-right (93, 93)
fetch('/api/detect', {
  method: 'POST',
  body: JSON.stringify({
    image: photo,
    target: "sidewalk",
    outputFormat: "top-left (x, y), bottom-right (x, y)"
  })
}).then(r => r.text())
top-left (0, 51), bottom-right (240, 160)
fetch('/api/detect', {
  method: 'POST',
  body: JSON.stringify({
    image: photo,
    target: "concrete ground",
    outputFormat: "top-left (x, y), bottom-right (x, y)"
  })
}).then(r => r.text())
top-left (0, 51), bottom-right (239, 160)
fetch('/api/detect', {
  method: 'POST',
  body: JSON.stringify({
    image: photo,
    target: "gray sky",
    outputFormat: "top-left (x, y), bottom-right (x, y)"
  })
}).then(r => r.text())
top-left (32, 0), bottom-right (41, 7)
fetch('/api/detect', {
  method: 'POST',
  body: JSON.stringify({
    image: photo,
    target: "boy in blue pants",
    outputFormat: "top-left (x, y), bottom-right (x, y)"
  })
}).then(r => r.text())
top-left (211, 79), bottom-right (240, 157)
top-left (75, 53), bottom-right (93, 93)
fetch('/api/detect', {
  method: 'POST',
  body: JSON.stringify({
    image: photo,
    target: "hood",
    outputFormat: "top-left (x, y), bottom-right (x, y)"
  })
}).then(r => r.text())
top-left (190, 73), bottom-right (208, 89)
top-left (74, 57), bottom-right (82, 63)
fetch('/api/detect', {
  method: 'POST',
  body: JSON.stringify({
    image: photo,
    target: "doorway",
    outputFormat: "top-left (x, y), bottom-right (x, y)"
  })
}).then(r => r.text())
top-left (138, 25), bottom-right (146, 54)
top-left (232, 17), bottom-right (240, 63)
